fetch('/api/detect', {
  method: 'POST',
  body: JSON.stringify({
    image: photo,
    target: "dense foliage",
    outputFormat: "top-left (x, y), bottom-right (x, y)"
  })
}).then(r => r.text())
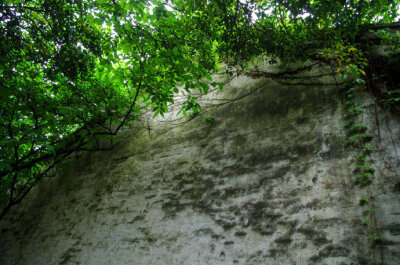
top-left (0, 0), bottom-right (399, 219)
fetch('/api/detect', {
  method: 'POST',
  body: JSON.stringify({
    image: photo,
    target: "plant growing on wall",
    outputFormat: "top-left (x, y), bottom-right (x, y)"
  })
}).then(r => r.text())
top-left (0, 0), bottom-right (221, 219)
top-left (1, 0), bottom-right (399, 221)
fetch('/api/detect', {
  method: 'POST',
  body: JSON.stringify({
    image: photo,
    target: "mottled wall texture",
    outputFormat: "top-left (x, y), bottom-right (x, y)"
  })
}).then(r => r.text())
top-left (1, 60), bottom-right (400, 265)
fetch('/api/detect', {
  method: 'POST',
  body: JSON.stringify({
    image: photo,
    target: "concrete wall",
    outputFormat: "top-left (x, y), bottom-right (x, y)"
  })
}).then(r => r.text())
top-left (1, 60), bottom-right (399, 265)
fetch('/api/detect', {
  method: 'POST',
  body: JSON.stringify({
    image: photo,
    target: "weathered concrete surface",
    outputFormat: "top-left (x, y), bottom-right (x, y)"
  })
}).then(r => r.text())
top-left (0, 60), bottom-right (399, 265)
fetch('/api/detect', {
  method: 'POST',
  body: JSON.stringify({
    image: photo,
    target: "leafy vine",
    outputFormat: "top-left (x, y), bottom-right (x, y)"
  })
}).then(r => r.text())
top-left (323, 40), bottom-right (383, 261)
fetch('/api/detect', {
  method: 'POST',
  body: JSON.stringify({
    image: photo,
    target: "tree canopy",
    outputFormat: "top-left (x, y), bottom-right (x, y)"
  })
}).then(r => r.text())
top-left (1, 0), bottom-right (399, 219)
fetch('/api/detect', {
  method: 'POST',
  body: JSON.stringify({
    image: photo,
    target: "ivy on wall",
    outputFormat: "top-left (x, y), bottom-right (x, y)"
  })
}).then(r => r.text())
top-left (1, 0), bottom-right (399, 222)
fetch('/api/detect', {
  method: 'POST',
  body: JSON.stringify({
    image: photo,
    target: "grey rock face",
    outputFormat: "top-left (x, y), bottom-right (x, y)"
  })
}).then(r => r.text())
top-left (1, 60), bottom-right (399, 265)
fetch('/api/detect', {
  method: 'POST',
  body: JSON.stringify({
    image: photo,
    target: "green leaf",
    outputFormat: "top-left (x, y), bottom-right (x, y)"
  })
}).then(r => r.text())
top-left (152, 111), bottom-right (159, 119)
top-left (350, 123), bottom-right (368, 133)
top-left (204, 116), bottom-right (215, 122)
top-left (173, 46), bottom-right (179, 56)
top-left (363, 145), bottom-right (373, 152)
